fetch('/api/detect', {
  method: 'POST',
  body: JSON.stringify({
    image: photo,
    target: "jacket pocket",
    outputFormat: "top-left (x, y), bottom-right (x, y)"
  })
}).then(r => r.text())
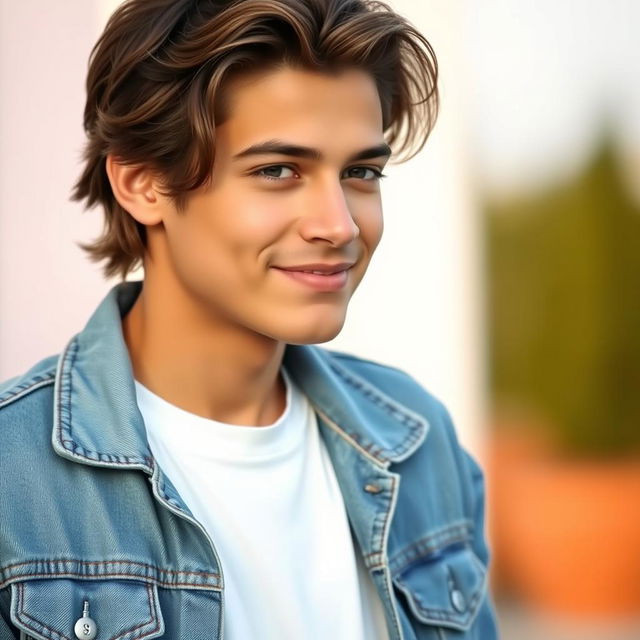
top-left (392, 542), bottom-right (487, 634)
top-left (10, 578), bottom-right (164, 640)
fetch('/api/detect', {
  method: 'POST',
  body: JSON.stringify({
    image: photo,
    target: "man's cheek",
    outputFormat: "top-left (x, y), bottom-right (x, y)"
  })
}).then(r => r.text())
top-left (365, 214), bottom-right (384, 250)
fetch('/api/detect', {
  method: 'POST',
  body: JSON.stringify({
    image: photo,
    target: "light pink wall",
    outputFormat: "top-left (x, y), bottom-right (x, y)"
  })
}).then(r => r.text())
top-left (0, 0), bottom-right (115, 380)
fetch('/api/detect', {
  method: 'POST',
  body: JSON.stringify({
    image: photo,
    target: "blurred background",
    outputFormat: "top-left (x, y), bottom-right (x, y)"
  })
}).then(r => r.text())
top-left (1, 0), bottom-right (639, 637)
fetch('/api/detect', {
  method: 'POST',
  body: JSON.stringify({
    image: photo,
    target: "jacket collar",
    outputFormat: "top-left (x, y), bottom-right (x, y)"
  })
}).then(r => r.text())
top-left (53, 280), bottom-right (428, 471)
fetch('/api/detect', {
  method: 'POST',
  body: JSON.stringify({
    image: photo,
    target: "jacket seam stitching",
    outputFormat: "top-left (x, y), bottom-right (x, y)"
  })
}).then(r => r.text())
top-left (15, 582), bottom-right (163, 640)
top-left (326, 361), bottom-right (425, 458)
top-left (367, 523), bottom-right (475, 568)
top-left (55, 339), bottom-right (151, 468)
top-left (111, 583), bottom-right (155, 640)
top-left (57, 440), bottom-right (153, 467)
top-left (1, 558), bottom-right (216, 576)
top-left (0, 560), bottom-right (220, 591)
top-left (2, 572), bottom-right (219, 591)
top-left (398, 586), bottom-right (482, 625)
top-left (392, 533), bottom-right (472, 575)
top-left (388, 520), bottom-right (476, 572)
top-left (393, 554), bottom-right (486, 625)
top-left (313, 406), bottom-right (388, 467)
top-left (330, 361), bottom-right (424, 432)
top-left (17, 581), bottom-right (71, 640)
top-left (56, 337), bottom-right (78, 455)
top-left (364, 472), bottom-right (397, 567)
top-left (367, 473), bottom-right (406, 638)
top-left (0, 375), bottom-right (55, 409)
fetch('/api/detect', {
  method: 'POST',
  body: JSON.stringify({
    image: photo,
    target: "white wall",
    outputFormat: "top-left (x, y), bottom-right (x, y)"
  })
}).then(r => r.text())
top-left (1, 0), bottom-right (484, 457)
top-left (328, 0), bottom-right (485, 456)
top-left (463, 0), bottom-right (640, 196)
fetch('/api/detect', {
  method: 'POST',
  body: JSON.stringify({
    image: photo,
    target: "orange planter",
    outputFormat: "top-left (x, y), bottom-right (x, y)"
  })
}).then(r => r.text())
top-left (488, 428), bottom-right (640, 619)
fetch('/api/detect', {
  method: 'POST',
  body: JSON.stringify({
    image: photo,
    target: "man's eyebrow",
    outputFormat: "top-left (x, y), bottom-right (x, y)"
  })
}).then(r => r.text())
top-left (347, 143), bottom-right (393, 162)
top-left (232, 139), bottom-right (392, 163)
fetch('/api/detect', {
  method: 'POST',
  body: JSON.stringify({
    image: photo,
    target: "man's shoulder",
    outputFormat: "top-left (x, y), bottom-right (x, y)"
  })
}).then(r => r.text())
top-left (322, 347), bottom-right (478, 516)
top-left (317, 346), bottom-right (465, 455)
top-left (0, 356), bottom-right (59, 488)
top-left (0, 354), bottom-right (59, 419)
top-left (322, 347), bottom-right (449, 421)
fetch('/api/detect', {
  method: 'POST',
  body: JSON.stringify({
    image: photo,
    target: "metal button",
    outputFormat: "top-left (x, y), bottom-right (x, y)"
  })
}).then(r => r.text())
top-left (451, 588), bottom-right (466, 613)
top-left (364, 483), bottom-right (382, 493)
top-left (74, 600), bottom-right (97, 639)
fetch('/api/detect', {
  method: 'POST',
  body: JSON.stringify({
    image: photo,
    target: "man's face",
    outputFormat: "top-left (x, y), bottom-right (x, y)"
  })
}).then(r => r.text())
top-left (154, 65), bottom-right (387, 344)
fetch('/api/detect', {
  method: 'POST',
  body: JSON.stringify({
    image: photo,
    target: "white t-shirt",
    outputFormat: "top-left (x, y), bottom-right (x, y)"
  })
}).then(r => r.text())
top-left (135, 366), bottom-right (390, 640)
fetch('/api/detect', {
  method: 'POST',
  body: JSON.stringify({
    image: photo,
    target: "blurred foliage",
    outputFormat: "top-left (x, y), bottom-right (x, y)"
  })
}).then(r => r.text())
top-left (485, 131), bottom-right (640, 458)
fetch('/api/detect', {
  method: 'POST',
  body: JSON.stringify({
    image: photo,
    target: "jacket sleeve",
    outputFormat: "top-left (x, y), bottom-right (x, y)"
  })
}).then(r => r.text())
top-left (460, 446), bottom-right (491, 566)
top-left (438, 402), bottom-right (501, 638)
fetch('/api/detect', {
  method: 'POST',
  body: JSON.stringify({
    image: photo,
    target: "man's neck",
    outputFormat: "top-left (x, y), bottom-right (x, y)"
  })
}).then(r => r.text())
top-left (121, 278), bottom-right (287, 427)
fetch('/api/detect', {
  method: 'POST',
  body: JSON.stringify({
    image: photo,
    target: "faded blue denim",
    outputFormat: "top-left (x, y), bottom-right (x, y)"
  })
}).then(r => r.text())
top-left (0, 280), bottom-right (499, 639)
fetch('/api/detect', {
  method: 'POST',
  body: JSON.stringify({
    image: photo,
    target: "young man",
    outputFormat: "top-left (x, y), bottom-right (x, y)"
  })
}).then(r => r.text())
top-left (0, 0), bottom-right (499, 638)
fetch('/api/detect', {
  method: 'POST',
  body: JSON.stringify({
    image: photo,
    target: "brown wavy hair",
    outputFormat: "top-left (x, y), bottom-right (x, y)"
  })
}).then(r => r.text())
top-left (72, 0), bottom-right (439, 281)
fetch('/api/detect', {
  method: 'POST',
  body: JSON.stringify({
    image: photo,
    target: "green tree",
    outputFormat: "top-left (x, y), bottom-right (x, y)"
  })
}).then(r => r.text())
top-left (486, 132), bottom-right (640, 458)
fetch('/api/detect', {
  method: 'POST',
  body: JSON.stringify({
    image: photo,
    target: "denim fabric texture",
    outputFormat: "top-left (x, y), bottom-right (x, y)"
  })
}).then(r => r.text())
top-left (0, 280), bottom-right (499, 639)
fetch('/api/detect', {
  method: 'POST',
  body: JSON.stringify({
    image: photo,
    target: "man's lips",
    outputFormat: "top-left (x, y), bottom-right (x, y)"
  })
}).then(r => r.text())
top-left (271, 263), bottom-right (354, 291)
top-left (271, 262), bottom-right (355, 275)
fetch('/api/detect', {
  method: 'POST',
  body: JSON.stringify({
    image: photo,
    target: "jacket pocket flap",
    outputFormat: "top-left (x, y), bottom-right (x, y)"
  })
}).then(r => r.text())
top-left (11, 578), bottom-right (164, 640)
top-left (392, 543), bottom-right (487, 632)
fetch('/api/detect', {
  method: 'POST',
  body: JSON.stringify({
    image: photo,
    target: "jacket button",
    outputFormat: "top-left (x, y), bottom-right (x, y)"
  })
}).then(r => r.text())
top-left (364, 483), bottom-right (382, 493)
top-left (74, 600), bottom-right (97, 639)
top-left (451, 588), bottom-right (466, 613)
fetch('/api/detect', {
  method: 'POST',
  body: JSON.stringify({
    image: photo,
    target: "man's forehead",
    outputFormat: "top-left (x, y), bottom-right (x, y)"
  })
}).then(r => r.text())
top-left (216, 66), bottom-right (386, 162)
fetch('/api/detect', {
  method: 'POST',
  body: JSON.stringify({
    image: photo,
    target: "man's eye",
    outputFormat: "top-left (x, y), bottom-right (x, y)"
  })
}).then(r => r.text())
top-left (344, 166), bottom-right (386, 181)
top-left (253, 165), bottom-right (297, 180)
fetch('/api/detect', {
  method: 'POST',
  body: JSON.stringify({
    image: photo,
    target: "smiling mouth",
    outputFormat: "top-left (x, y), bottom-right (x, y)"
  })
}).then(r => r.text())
top-left (273, 261), bottom-right (355, 274)
top-left (271, 266), bottom-right (351, 291)
top-left (292, 268), bottom-right (343, 275)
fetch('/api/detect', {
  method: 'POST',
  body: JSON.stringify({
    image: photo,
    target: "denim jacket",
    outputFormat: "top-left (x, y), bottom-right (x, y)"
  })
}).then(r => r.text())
top-left (0, 280), bottom-right (499, 640)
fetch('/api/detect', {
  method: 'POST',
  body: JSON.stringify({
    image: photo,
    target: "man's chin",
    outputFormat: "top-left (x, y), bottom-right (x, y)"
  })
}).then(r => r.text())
top-left (256, 305), bottom-right (349, 345)
top-left (285, 331), bottom-right (343, 346)
top-left (275, 322), bottom-right (345, 346)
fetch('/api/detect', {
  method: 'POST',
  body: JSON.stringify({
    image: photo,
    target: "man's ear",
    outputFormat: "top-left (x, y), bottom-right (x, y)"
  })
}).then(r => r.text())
top-left (106, 154), bottom-right (165, 226)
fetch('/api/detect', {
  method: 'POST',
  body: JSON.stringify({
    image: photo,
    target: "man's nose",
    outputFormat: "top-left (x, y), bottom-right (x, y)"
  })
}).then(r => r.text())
top-left (298, 180), bottom-right (360, 247)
